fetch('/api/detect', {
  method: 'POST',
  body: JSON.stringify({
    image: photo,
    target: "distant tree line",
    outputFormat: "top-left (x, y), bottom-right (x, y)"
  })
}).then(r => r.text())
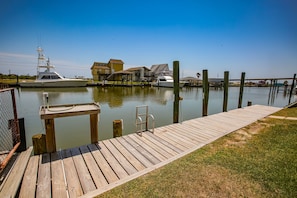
top-left (0, 73), bottom-right (36, 80)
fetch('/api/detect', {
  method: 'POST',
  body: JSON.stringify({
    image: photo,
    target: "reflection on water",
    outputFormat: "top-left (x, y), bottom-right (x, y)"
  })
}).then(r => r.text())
top-left (17, 86), bottom-right (296, 150)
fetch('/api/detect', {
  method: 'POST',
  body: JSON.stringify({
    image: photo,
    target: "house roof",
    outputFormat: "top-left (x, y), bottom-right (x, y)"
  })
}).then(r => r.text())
top-left (126, 66), bottom-right (151, 71)
top-left (109, 59), bottom-right (124, 64)
top-left (150, 64), bottom-right (169, 74)
top-left (91, 62), bottom-right (108, 69)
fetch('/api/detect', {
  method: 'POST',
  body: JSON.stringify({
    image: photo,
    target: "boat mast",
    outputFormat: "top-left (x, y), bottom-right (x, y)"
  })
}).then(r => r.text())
top-left (36, 47), bottom-right (46, 79)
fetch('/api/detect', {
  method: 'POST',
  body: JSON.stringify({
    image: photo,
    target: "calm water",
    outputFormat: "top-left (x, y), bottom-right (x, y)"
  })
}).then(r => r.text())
top-left (16, 86), bottom-right (296, 150)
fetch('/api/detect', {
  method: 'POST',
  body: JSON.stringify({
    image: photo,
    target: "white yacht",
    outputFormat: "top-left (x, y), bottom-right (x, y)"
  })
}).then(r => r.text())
top-left (153, 75), bottom-right (186, 88)
top-left (20, 47), bottom-right (88, 88)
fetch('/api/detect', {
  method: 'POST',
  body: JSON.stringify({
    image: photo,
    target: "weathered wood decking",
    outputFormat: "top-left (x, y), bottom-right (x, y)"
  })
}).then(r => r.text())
top-left (15, 105), bottom-right (281, 197)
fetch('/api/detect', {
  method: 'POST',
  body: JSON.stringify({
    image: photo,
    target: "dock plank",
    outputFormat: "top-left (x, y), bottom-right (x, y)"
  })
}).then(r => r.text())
top-left (51, 152), bottom-right (68, 198)
top-left (123, 135), bottom-right (161, 165)
top-left (142, 132), bottom-right (180, 156)
top-left (116, 137), bottom-right (154, 168)
top-left (156, 127), bottom-right (195, 148)
top-left (70, 147), bottom-right (96, 193)
top-left (98, 142), bottom-right (129, 179)
top-left (144, 131), bottom-right (184, 153)
top-left (102, 140), bottom-right (138, 175)
top-left (79, 145), bottom-right (108, 188)
top-left (36, 153), bottom-right (51, 198)
top-left (61, 149), bottom-right (83, 198)
top-left (128, 134), bottom-right (167, 162)
top-left (109, 138), bottom-right (146, 171)
top-left (0, 147), bottom-right (33, 198)
top-left (132, 133), bottom-right (174, 159)
top-left (88, 144), bottom-right (119, 184)
top-left (19, 155), bottom-right (39, 198)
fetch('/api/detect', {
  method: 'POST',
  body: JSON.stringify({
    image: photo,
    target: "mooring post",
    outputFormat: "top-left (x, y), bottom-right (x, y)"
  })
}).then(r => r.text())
top-left (173, 61), bottom-right (180, 123)
top-left (90, 113), bottom-right (98, 143)
top-left (202, 69), bottom-right (209, 116)
top-left (223, 71), bottom-right (229, 112)
top-left (45, 118), bottom-right (56, 153)
top-left (32, 134), bottom-right (47, 155)
top-left (238, 72), bottom-right (245, 108)
top-left (113, 119), bottom-right (123, 137)
top-left (288, 73), bottom-right (296, 104)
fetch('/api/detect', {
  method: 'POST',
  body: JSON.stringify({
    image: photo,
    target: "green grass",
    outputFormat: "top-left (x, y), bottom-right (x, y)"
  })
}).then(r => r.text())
top-left (273, 107), bottom-right (297, 117)
top-left (96, 108), bottom-right (297, 198)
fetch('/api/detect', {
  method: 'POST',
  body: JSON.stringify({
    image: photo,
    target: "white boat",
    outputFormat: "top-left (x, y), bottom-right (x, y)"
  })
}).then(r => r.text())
top-left (20, 47), bottom-right (88, 88)
top-left (153, 75), bottom-right (186, 88)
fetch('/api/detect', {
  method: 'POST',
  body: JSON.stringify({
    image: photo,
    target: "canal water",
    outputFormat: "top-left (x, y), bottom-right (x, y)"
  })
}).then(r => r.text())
top-left (15, 86), bottom-right (296, 150)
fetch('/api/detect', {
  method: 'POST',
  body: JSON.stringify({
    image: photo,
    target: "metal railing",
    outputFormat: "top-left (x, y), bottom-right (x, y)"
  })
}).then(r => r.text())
top-left (135, 105), bottom-right (155, 135)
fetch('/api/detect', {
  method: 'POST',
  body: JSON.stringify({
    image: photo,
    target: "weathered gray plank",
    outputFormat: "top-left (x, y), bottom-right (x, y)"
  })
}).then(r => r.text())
top-left (36, 153), bottom-right (51, 198)
top-left (109, 138), bottom-right (146, 171)
top-left (123, 135), bottom-right (161, 165)
top-left (19, 155), bottom-right (39, 198)
top-left (51, 152), bottom-right (68, 198)
top-left (144, 131), bottom-right (184, 153)
top-left (88, 144), bottom-right (119, 184)
top-left (70, 147), bottom-right (96, 193)
top-left (98, 142), bottom-right (129, 179)
top-left (79, 145), bottom-right (108, 188)
top-left (116, 137), bottom-right (154, 168)
top-left (61, 149), bottom-right (83, 198)
top-left (102, 140), bottom-right (138, 175)
top-left (0, 147), bottom-right (33, 198)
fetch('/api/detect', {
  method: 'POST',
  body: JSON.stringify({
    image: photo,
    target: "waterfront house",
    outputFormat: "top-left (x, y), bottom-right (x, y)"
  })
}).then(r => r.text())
top-left (126, 66), bottom-right (151, 82)
top-left (91, 59), bottom-right (124, 81)
top-left (150, 64), bottom-right (171, 77)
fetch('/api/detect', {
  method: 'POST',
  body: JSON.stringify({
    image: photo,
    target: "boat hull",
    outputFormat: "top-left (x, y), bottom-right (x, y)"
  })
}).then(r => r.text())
top-left (153, 81), bottom-right (186, 88)
top-left (20, 79), bottom-right (88, 88)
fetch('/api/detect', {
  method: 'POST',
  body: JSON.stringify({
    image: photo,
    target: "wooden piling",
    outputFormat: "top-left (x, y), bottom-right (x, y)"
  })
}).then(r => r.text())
top-left (90, 113), bottom-right (99, 143)
top-left (113, 120), bottom-right (123, 138)
top-left (223, 71), bottom-right (229, 112)
top-left (202, 70), bottom-right (209, 116)
top-left (45, 118), bottom-right (56, 153)
top-left (173, 61), bottom-right (180, 123)
top-left (32, 134), bottom-right (46, 155)
top-left (288, 73), bottom-right (296, 104)
top-left (238, 72), bottom-right (245, 108)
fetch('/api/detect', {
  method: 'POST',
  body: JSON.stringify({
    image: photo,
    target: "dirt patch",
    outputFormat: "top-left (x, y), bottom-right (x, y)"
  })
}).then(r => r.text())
top-left (224, 120), bottom-right (272, 147)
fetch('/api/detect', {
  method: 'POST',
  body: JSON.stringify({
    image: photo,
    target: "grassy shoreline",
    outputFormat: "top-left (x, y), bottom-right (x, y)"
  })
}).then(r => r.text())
top-left (96, 108), bottom-right (297, 197)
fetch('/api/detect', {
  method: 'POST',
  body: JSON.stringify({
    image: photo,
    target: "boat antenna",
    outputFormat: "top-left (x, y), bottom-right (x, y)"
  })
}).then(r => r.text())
top-left (37, 47), bottom-right (45, 79)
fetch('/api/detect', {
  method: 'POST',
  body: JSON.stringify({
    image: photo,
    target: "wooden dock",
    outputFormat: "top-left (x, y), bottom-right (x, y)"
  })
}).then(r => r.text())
top-left (3, 105), bottom-right (281, 197)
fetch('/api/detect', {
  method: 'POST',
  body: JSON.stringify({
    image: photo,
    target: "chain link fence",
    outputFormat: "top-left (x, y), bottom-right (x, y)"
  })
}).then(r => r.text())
top-left (0, 88), bottom-right (20, 171)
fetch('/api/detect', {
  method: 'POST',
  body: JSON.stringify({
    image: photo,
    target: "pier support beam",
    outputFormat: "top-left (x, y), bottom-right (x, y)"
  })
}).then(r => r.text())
top-left (238, 72), bottom-right (245, 108)
top-left (223, 71), bottom-right (229, 112)
top-left (90, 113), bottom-right (99, 143)
top-left (173, 61), bottom-right (180, 123)
top-left (202, 70), bottom-right (209, 116)
top-left (288, 73), bottom-right (296, 104)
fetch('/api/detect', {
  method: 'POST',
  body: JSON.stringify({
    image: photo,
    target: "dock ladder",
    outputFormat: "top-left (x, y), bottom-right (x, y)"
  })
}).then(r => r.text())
top-left (135, 105), bottom-right (155, 135)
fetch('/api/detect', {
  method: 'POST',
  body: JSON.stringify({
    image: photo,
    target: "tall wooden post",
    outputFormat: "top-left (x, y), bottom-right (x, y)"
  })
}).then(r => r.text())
top-left (173, 61), bottom-right (180, 123)
top-left (288, 73), bottom-right (296, 104)
top-left (45, 119), bottom-right (56, 153)
top-left (238, 72), bottom-right (245, 108)
top-left (202, 70), bottom-right (209, 116)
top-left (90, 113), bottom-right (98, 143)
top-left (223, 71), bottom-right (229, 112)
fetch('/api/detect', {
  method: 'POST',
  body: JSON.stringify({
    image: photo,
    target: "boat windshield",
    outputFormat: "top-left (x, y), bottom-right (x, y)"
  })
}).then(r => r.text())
top-left (40, 74), bottom-right (62, 79)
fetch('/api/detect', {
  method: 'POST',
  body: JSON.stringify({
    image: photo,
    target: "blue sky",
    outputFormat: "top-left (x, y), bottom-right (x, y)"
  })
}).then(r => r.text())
top-left (0, 0), bottom-right (296, 79)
